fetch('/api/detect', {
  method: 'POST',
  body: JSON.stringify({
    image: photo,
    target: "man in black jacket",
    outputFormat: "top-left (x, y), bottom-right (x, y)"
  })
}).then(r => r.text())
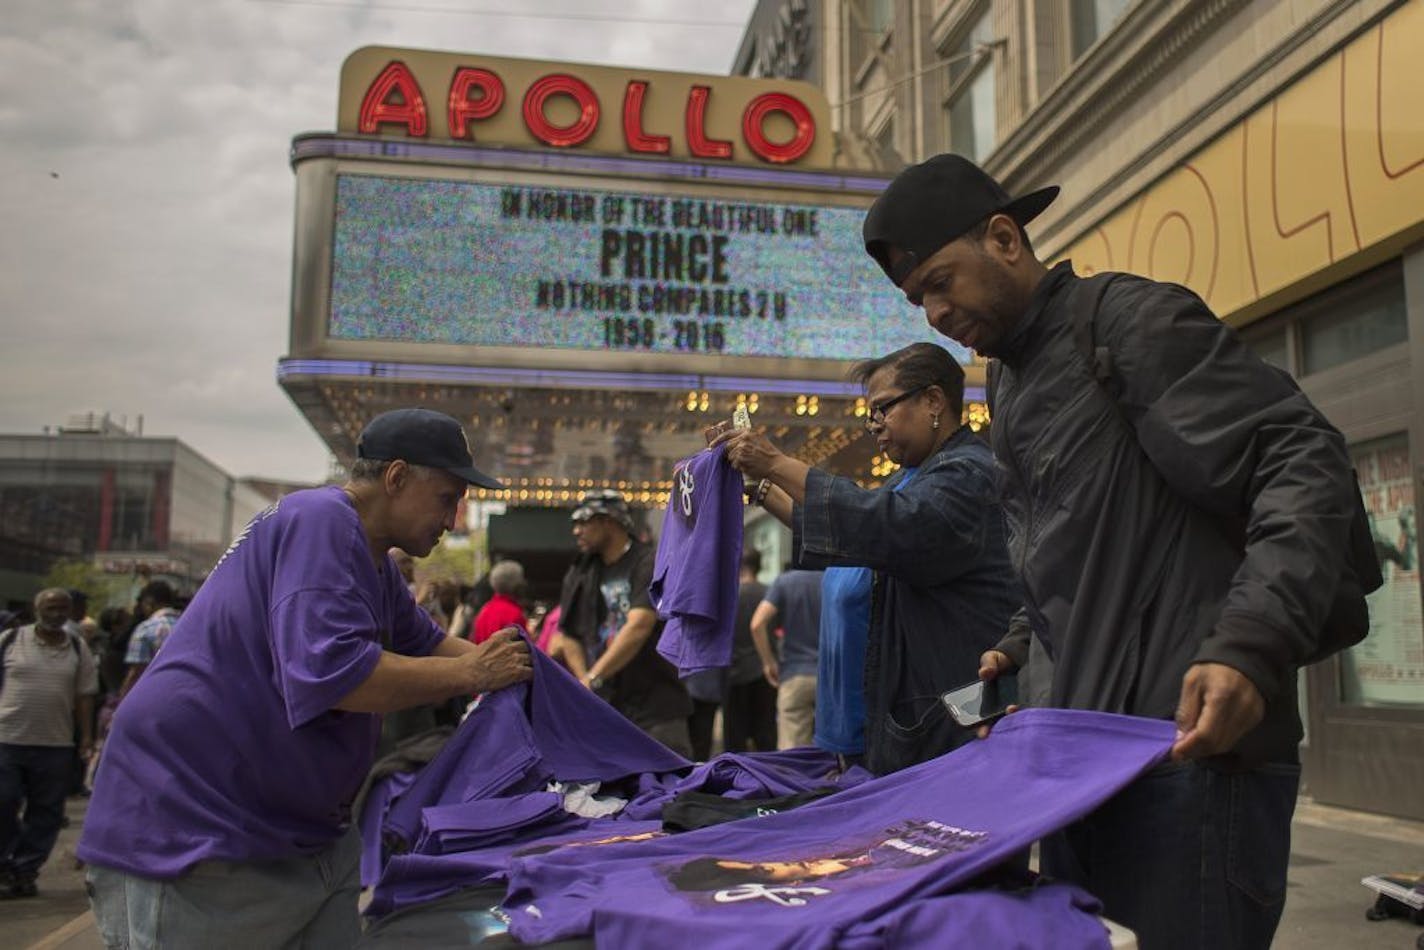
top-left (553, 490), bottom-right (692, 757)
top-left (861, 154), bottom-right (1362, 950)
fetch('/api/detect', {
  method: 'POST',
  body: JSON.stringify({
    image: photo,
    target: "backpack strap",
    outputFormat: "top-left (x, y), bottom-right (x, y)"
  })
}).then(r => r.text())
top-left (1070, 273), bottom-right (1122, 393)
top-left (0, 627), bottom-right (17, 693)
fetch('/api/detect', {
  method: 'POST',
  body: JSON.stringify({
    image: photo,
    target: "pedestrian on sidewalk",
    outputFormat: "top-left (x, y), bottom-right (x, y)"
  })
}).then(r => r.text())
top-left (0, 588), bottom-right (98, 899)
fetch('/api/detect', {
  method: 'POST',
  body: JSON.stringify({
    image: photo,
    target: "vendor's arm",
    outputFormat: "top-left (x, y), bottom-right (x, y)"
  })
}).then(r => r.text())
top-left (760, 483), bottom-right (794, 526)
top-left (714, 429), bottom-right (811, 505)
top-left (718, 427), bottom-right (997, 587)
top-left (794, 459), bottom-right (998, 587)
top-left (335, 627), bottom-right (531, 713)
top-left (580, 606), bottom-right (657, 686)
top-left (430, 631), bottom-right (511, 656)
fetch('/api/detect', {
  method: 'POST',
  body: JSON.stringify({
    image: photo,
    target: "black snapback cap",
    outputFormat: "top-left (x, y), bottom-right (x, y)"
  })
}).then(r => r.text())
top-left (863, 153), bottom-right (1059, 286)
top-left (357, 408), bottom-right (504, 490)
top-left (570, 488), bottom-right (633, 530)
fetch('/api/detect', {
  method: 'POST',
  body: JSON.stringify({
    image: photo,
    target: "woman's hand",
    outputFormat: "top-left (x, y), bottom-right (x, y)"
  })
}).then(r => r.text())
top-left (711, 427), bottom-right (786, 481)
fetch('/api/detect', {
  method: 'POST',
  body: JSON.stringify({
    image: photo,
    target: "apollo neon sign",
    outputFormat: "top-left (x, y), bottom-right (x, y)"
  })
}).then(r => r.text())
top-left (340, 49), bottom-right (829, 167)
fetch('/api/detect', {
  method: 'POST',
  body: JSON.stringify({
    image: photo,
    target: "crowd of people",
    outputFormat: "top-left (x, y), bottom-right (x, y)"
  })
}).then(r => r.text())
top-left (0, 577), bottom-right (194, 900)
top-left (0, 152), bottom-right (1374, 950)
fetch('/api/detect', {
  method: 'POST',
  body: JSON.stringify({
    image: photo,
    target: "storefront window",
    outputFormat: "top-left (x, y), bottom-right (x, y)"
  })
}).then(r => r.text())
top-left (1070, 0), bottom-right (1133, 59)
top-left (1247, 327), bottom-right (1291, 374)
top-left (1300, 263), bottom-right (1408, 375)
top-left (866, 0), bottom-right (893, 35)
top-left (1338, 434), bottom-right (1423, 708)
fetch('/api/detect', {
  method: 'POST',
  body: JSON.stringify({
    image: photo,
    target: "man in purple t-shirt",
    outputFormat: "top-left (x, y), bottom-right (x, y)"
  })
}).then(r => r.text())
top-left (80, 408), bottom-right (532, 949)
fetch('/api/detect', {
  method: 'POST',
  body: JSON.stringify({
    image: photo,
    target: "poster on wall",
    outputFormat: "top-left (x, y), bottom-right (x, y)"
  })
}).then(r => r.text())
top-left (1343, 435), bottom-right (1422, 707)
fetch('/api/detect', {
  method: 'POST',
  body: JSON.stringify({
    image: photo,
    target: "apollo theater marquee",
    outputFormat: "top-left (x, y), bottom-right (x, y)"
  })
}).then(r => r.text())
top-left (280, 47), bottom-right (971, 512)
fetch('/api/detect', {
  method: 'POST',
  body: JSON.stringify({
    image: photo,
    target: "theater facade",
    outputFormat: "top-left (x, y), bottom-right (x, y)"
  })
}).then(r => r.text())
top-left (280, 48), bottom-right (976, 526)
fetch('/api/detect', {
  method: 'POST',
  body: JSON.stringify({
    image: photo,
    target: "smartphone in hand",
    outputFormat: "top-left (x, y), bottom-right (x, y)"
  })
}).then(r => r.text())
top-left (940, 674), bottom-right (1018, 728)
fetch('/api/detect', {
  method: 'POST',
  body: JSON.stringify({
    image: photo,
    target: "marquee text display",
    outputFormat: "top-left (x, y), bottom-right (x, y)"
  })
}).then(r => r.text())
top-left (327, 175), bottom-right (958, 363)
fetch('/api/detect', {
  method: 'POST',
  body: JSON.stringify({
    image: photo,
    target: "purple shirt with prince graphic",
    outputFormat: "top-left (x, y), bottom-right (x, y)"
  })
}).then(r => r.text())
top-left (79, 485), bottom-right (446, 878)
top-left (504, 709), bottom-right (1175, 948)
top-left (653, 445), bottom-right (745, 675)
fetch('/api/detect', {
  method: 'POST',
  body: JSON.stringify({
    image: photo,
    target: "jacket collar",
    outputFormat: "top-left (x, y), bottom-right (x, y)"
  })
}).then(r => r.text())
top-left (997, 260), bottom-right (1076, 366)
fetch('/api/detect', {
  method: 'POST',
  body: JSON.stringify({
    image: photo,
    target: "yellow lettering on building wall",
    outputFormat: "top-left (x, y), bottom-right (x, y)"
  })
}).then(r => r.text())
top-left (1344, 3), bottom-right (1424, 251)
top-left (1061, 1), bottom-right (1424, 322)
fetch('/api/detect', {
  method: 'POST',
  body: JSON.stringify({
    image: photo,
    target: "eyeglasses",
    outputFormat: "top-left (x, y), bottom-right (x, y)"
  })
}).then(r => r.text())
top-left (864, 385), bottom-right (930, 429)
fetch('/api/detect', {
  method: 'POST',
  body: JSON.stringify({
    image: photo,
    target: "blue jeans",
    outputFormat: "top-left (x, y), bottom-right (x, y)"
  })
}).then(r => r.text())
top-left (1041, 759), bottom-right (1299, 950)
top-left (0, 743), bottom-right (74, 880)
top-left (86, 827), bottom-right (362, 949)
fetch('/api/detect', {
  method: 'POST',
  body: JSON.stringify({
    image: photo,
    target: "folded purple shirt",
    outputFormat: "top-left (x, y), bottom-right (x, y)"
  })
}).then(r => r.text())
top-left (367, 819), bottom-right (668, 918)
top-left (381, 640), bottom-right (691, 850)
top-left (413, 792), bottom-right (583, 855)
top-left (623, 747), bottom-right (872, 821)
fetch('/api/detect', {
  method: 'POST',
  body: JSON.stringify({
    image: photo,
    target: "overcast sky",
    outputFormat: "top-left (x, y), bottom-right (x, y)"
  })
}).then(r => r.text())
top-left (0, 0), bottom-right (757, 482)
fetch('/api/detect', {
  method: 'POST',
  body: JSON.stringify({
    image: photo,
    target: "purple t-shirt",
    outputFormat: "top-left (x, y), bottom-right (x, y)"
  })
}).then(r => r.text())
top-left (79, 486), bottom-right (446, 877)
top-left (367, 819), bottom-right (669, 918)
top-left (838, 879), bottom-right (1109, 950)
top-left (415, 792), bottom-right (582, 856)
top-left (653, 446), bottom-right (745, 675)
top-left (503, 709), bottom-right (1174, 947)
top-left (622, 747), bottom-right (872, 821)
top-left (381, 640), bottom-right (691, 850)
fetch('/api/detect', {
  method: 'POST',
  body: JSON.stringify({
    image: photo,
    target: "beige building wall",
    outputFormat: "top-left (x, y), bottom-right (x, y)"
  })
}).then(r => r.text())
top-left (823, 0), bottom-right (1409, 315)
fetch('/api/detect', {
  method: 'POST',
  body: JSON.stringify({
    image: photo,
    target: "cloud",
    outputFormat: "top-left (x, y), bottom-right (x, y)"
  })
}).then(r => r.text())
top-left (0, 0), bottom-right (755, 481)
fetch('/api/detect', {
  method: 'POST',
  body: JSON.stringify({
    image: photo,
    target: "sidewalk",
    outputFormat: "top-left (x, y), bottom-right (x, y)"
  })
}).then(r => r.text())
top-left (11, 795), bottom-right (1424, 949)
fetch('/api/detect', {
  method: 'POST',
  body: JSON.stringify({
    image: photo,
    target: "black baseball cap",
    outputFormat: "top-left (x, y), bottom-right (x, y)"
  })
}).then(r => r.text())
top-left (570, 489), bottom-right (633, 530)
top-left (863, 153), bottom-right (1059, 286)
top-left (357, 408), bottom-right (504, 489)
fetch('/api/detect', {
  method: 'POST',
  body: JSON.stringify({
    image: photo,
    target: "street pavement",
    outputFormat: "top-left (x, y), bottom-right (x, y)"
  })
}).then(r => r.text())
top-left (8, 794), bottom-right (1423, 949)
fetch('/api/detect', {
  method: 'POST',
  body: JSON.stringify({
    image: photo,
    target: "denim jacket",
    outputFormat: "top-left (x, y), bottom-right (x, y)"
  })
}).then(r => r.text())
top-left (793, 426), bottom-right (1020, 774)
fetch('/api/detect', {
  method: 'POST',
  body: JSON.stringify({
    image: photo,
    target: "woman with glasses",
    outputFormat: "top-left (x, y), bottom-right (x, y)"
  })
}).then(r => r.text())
top-left (712, 342), bottom-right (1019, 775)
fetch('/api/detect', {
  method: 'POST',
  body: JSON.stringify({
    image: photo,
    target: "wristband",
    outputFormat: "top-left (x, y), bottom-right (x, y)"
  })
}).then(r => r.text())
top-left (753, 478), bottom-right (772, 506)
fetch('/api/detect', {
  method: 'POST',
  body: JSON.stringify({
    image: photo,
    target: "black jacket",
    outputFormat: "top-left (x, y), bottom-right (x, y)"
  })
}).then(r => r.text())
top-left (990, 263), bottom-right (1357, 767)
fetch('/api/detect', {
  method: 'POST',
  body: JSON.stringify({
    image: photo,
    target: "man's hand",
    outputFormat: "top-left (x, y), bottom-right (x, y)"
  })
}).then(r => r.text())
top-left (463, 627), bottom-right (532, 693)
top-left (974, 649), bottom-right (1020, 739)
top-left (1171, 662), bottom-right (1264, 761)
top-left (762, 659), bottom-right (780, 688)
top-left (978, 649), bottom-right (1014, 682)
